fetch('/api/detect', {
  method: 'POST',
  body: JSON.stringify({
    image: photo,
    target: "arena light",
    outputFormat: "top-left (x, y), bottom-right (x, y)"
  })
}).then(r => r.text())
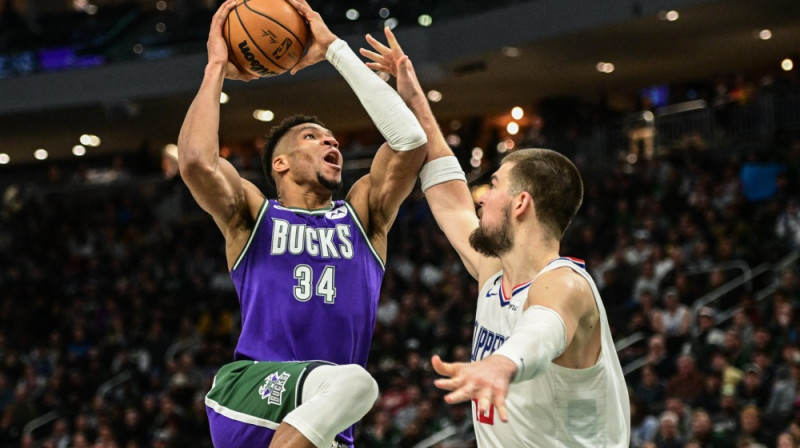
top-left (427, 90), bottom-right (443, 102)
top-left (658, 10), bottom-right (679, 21)
top-left (156, 22), bottom-right (166, 33)
top-left (79, 134), bottom-right (101, 147)
top-left (758, 29), bottom-right (772, 40)
top-left (470, 157), bottom-right (481, 168)
top-left (596, 62), bottom-right (615, 73)
top-left (163, 143), bottom-right (179, 160)
top-left (379, 7), bottom-right (390, 18)
top-left (511, 106), bottom-right (524, 120)
top-left (507, 121), bottom-right (519, 135)
top-left (384, 18), bottom-right (398, 29)
top-left (72, 145), bottom-right (86, 156)
top-left (133, 43), bottom-right (144, 54)
top-left (34, 149), bottom-right (48, 160)
top-left (472, 147), bottom-right (484, 159)
top-left (156, 0), bottom-right (167, 10)
top-left (446, 134), bottom-right (461, 147)
top-left (418, 14), bottom-right (432, 27)
top-left (220, 92), bottom-right (229, 104)
top-left (253, 109), bottom-right (274, 122)
top-left (782, 58), bottom-right (794, 71)
top-left (0, 153), bottom-right (9, 164)
top-left (501, 47), bottom-right (520, 58)
top-left (345, 9), bottom-right (359, 20)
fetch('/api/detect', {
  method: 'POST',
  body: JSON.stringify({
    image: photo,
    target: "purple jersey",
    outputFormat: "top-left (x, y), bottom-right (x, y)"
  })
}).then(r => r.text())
top-left (230, 199), bottom-right (384, 367)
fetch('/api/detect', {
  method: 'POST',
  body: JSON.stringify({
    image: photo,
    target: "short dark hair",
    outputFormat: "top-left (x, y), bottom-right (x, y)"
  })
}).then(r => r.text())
top-left (261, 114), bottom-right (325, 186)
top-left (501, 148), bottom-right (584, 240)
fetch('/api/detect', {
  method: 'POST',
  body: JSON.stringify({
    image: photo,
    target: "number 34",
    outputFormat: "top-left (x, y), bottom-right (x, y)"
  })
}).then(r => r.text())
top-left (293, 264), bottom-right (337, 304)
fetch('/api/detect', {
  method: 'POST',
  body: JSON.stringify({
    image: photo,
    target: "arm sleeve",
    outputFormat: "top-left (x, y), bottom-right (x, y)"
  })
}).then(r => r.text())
top-left (326, 39), bottom-right (427, 152)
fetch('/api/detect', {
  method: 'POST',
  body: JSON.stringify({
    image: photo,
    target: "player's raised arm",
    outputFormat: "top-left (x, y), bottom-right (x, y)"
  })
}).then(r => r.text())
top-left (288, 1), bottom-right (428, 258)
top-left (361, 28), bottom-right (492, 279)
top-left (177, 0), bottom-right (257, 229)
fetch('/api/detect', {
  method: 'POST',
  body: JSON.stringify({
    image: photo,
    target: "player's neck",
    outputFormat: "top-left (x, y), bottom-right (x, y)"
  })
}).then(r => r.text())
top-left (499, 229), bottom-right (560, 287)
top-left (277, 186), bottom-right (334, 210)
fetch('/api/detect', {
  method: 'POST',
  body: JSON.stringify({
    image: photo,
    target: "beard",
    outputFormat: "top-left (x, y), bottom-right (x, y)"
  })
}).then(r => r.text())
top-left (469, 205), bottom-right (513, 257)
top-left (317, 172), bottom-right (342, 192)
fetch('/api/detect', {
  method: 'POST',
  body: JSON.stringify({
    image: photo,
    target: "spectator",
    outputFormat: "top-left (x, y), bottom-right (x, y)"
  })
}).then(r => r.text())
top-left (652, 287), bottom-right (691, 354)
top-left (631, 398), bottom-right (660, 448)
top-left (691, 306), bottom-right (726, 374)
top-left (736, 364), bottom-right (770, 408)
top-left (653, 410), bottom-right (685, 448)
top-left (737, 405), bottom-right (775, 446)
top-left (645, 334), bottom-right (677, 380)
top-left (635, 364), bottom-right (668, 414)
top-left (666, 354), bottom-right (706, 406)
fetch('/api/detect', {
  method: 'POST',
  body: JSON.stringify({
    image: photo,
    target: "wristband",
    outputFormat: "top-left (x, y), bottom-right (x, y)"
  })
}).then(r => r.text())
top-left (420, 156), bottom-right (467, 192)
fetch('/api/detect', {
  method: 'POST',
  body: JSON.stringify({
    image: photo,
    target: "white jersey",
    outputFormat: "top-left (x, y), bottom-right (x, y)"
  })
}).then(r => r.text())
top-left (470, 257), bottom-right (630, 447)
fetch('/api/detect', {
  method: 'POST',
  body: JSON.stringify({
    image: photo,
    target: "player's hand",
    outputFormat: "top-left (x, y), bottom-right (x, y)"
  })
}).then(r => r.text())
top-left (431, 354), bottom-right (516, 423)
top-left (207, 0), bottom-right (257, 81)
top-left (360, 27), bottom-right (422, 102)
top-left (287, 0), bottom-right (338, 74)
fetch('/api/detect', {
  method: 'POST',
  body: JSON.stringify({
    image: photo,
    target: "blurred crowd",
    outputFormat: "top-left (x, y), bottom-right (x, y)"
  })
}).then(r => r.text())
top-left (2, 83), bottom-right (800, 448)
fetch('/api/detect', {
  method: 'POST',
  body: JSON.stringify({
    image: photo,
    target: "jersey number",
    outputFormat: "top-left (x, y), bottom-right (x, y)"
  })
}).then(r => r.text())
top-left (473, 399), bottom-right (495, 425)
top-left (293, 265), bottom-right (337, 304)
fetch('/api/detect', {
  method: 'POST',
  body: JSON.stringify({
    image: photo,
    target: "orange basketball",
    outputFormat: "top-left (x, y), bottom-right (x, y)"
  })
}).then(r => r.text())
top-left (224, 0), bottom-right (309, 77)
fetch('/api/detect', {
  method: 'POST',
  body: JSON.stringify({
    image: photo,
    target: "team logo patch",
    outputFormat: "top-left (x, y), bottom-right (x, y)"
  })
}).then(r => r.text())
top-left (258, 371), bottom-right (291, 405)
top-left (325, 207), bottom-right (347, 220)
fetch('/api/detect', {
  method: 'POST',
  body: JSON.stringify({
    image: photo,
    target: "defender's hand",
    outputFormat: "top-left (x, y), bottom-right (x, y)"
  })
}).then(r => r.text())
top-left (360, 27), bottom-right (422, 102)
top-left (432, 354), bottom-right (516, 423)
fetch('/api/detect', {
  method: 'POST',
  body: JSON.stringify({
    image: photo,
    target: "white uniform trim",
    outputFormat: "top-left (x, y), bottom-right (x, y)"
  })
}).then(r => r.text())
top-left (204, 396), bottom-right (280, 429)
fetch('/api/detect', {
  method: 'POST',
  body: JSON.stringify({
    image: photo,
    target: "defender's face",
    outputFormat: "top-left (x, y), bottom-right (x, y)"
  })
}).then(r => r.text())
top-left (286, 123), bottom-right (343, 191)
top-left (469, 163), bottom-right (515, 257)
top-left (476, 163), bottom-right (514, 232)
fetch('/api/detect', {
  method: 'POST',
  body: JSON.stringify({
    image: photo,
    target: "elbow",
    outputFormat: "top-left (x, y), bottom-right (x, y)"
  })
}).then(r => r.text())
top-left (177, 145), bottom-right (214, 180)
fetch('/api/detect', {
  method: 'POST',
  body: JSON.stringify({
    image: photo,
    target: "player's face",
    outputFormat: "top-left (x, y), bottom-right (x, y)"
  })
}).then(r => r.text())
top-left (287, 123), bottom-right (343, 191)
top-left (469, 163), bottom-right (515, 257)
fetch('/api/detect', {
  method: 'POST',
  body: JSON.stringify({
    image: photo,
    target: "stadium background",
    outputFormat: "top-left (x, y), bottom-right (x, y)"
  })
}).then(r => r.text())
top-left (1, 0), bottom-right (800, 446)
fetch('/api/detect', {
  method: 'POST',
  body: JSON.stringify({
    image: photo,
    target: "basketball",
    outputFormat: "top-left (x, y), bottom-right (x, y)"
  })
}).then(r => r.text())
top-left (224, 0), bottom-right (309, 77)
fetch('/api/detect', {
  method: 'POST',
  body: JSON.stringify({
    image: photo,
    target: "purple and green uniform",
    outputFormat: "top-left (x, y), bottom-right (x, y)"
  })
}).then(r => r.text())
top-left (205, 199), bottom-right (384, 447)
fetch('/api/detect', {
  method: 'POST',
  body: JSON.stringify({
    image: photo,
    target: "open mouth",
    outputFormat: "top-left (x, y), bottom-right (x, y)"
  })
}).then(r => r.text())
top-left (323, 151), bottom-right (341, 167)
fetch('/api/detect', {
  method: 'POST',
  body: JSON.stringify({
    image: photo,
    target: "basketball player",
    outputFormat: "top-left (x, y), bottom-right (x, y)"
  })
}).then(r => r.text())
top-left (178, 1), bottom-right (427, 447)
top-left (362, 28), bottom-right (631, 446)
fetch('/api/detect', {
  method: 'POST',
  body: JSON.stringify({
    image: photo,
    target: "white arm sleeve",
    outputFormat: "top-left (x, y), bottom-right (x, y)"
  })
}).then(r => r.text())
top-left (326, 39), bottom-right (427, 152)
top-left (493, 305), bottom-right (567, 383)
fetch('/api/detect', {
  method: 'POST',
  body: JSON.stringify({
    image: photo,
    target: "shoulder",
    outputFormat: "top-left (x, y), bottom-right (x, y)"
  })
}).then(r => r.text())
top-left (528, 267), bottom-right (594, 314)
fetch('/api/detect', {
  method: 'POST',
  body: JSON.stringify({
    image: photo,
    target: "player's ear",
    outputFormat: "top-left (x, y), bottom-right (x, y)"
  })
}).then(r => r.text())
top-left (513, 191), bottom-right (533, 218)
top-left (273, 154), bottom-right (289, 177)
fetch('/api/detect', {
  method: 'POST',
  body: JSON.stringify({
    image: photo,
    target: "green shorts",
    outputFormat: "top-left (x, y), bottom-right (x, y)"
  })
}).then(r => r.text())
top-left (205, 359), bottom-right (328, 427)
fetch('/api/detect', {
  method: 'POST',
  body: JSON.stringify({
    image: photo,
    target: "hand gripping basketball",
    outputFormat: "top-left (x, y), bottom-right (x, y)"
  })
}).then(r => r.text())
top-left (223, 0), bottom-right (310, 77)
top-left (209, 0), bottom-right (257, 81)
top-left (286, 0), bottom-right (338, 74)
